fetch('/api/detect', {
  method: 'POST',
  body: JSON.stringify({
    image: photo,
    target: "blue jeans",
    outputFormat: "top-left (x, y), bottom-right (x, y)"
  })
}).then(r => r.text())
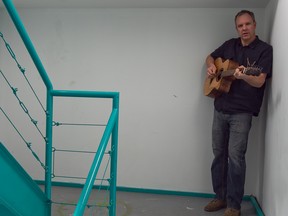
top-left (211, 110), bottom-right (252, 210)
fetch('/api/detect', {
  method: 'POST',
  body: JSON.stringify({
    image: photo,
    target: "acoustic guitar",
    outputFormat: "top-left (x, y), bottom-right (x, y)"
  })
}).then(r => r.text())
top-left (203, 57), bottom-right (261, 98)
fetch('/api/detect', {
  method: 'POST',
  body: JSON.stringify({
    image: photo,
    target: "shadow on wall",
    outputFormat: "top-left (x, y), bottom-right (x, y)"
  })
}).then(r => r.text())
top-left (265, 0), bottom-right (279, 43)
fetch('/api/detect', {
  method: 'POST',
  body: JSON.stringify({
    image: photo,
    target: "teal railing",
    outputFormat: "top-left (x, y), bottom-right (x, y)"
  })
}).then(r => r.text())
top-left (1, 0), bottom-right (119, 215)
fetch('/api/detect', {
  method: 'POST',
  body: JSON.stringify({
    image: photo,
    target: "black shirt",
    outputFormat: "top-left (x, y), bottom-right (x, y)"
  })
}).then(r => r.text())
top-left (210, 36), bottom-right (273, 116)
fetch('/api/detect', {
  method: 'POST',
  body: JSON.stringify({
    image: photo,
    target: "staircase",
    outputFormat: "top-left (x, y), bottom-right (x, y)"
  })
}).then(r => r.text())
top-left (0, 142), bottom-right (49, 216)
top-left (1, 0), bottom-right (119, 215)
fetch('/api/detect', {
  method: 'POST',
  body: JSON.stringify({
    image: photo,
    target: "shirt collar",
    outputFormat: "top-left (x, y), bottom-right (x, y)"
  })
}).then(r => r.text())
top-left (237, 36), bottom-right (259, 48)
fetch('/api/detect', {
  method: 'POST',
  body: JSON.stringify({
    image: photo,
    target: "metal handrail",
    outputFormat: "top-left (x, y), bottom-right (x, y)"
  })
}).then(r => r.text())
top-left (74, 108), bottom-right (118, 215)
top-left (2, 1), bottom-right (53, 215)
top-left (51, 90), bottom-right (119, 215)
top-left (2, 1), bottom-right (119, 215)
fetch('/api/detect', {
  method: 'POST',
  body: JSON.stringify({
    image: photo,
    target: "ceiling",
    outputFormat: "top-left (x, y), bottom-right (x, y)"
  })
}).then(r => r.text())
top-left (1, 0), bottom-right (270, 9)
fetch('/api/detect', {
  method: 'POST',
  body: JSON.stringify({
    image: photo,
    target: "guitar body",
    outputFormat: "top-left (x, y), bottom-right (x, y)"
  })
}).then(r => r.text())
top-left (204, 58), bottom-right (239, 98)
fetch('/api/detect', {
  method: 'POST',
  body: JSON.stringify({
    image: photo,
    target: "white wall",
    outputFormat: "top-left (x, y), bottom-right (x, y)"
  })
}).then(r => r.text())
top-left (0, 7), bottom-right (268, 197)
top-left (262, 0), bottom-right (288, 216)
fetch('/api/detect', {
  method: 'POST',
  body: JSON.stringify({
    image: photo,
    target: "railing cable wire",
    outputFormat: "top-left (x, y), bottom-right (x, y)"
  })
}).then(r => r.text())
top-left (0, 106), bottom-right (46, 170)
top-left (0, 31), bottom-right (46, 112)
top-left (0, 69), bottom-right (46, 140)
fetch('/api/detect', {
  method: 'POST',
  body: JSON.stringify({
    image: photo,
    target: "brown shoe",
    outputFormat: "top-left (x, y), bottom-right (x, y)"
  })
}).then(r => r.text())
top-left (224, 208), bottom-right (241, 216)
top-left (204, 199), bottom-right (227, 212)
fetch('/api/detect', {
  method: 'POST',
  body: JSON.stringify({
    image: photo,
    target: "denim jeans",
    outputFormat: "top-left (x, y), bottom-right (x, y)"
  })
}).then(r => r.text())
top-left (211, 109), bottom-right (252, 210)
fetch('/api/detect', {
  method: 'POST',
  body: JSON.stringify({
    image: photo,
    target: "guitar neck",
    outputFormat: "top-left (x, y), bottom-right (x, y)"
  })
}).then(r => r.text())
top-left (220, 69), bottom-right (235, 77)
top-left (220, 67), bottom-right (261, 78)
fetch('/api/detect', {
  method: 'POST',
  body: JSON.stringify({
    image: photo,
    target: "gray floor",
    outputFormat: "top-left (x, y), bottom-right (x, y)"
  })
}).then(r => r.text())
top-left (49, 186), bottom-right (258, 216)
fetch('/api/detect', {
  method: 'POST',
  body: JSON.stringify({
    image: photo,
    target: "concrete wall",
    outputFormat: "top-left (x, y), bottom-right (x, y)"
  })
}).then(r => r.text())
top-left (0, 5), bottom-right (273, 205)
top-left (262, 0), bottom-right (288, 216)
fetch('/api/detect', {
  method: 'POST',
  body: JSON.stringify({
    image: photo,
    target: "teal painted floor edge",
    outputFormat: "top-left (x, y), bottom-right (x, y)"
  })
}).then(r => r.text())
top-left (36, 180), bottom-right (264, 216)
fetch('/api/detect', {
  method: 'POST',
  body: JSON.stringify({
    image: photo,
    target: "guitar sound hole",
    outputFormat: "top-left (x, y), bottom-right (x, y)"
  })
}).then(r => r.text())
top-left (215, 68), bottom-right (224, 81)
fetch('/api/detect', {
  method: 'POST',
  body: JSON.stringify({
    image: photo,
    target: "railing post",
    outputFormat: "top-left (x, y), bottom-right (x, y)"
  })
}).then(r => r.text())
top-left (110, 94), bottom-right (119, 216)
top-left (45, 92), bottom-right (53, 216)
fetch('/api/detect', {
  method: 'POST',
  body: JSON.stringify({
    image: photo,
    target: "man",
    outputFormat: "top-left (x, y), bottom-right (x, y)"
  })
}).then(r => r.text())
top-left (204, 10), bottom-right (273, 216)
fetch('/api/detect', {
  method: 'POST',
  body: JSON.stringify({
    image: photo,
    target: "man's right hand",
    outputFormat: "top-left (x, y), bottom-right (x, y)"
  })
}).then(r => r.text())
top-left (207, 64), bottom-right (217, 78)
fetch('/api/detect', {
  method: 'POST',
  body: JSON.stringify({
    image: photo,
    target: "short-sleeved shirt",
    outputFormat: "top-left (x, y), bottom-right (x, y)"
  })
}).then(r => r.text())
top-left (210, 36), bottom-right (273, 116)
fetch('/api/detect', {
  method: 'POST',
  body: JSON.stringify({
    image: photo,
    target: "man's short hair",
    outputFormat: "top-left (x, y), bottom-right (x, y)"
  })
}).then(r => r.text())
top-left (235, 10), bottom-right (256, 23)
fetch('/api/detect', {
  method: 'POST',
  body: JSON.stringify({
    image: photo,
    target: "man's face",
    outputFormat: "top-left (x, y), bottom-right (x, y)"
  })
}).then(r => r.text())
top-left (235, 13), bottom-right (256, 45)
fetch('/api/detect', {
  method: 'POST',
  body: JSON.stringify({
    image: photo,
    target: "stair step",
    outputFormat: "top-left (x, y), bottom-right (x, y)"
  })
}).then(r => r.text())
top-left (0, 142), bottom-right (49, 216)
